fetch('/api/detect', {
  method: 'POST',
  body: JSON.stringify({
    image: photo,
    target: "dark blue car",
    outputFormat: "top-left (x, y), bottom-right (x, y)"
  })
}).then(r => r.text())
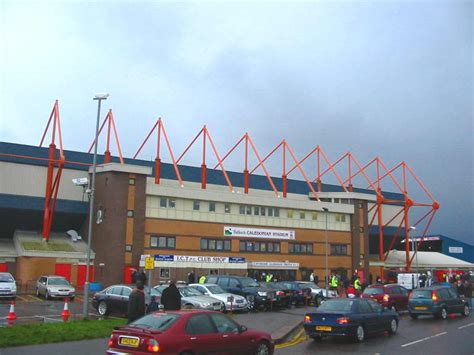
top-left (303, 298), bottom-right (398, 342)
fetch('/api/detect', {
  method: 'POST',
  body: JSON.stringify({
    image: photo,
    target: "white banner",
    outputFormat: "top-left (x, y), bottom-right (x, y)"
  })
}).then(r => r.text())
top-left (224, 226), bottom-right (295, 240)
top-left (448, 247), bottom-right (463, 253)
top-left (248, 261), bottom-right (300, 270)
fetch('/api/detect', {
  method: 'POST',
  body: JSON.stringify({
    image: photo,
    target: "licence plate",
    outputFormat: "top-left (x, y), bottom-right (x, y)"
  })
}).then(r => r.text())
top-left (213, 305), bottom-right (221, 310)
top-left (119, 337), bottom-right (139, 347)
top-left (316, 326), bottom-right (332, 332)
top-left (415, 306), bottom-right (427, 310)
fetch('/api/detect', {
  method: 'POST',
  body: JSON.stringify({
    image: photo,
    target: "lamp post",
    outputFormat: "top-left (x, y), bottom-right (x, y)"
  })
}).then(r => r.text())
top-left (82, 93), bottom-right (109, 319)
top-left (323, 207), bottom-right (329, 297)
top-left (409, 226), bottom-right (418, 288)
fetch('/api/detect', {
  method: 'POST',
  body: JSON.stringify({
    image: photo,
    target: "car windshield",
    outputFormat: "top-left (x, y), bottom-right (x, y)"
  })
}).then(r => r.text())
top-left (240, 278), bottom-right (259, 287)
top-left (129, 313), bottom-right (179, 331)
top-left (318, 299), bottom-right (354, 312)
top-left (207, 285), bottom-right (225, 294)
top-left (48, 278), bottom-right (69, 286)
top-left (180, 287), bottom-right (203, 297)
top-left (411, 290), bottom-right (432, 299)
top-left (0, 275), bottom-right (14, 282)
top-left (145, 287), bottom-right (161, 296)
top-left (363, 288), bottom-right (384, 295)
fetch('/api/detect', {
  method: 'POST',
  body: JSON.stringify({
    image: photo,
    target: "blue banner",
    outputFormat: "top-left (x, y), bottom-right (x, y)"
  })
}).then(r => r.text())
top-left (154, 254), bottom-right (174, 262)
top-left (229, 257), bottom-right (246, 263)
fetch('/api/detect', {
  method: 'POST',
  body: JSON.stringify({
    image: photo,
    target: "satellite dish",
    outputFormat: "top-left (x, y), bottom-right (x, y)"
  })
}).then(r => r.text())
top-left (66, 230), bottom-right (81, 242)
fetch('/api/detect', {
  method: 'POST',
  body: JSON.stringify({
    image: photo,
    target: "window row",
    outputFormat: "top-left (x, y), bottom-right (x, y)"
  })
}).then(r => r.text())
top-left (149, 235), bottom-right (348, 256)
top-left (156, 198), bottom-right (349, 223)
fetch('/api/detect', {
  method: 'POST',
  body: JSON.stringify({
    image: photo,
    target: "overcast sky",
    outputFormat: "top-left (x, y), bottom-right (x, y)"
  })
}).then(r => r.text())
top-left (1, 0), bottom-right (472, 244)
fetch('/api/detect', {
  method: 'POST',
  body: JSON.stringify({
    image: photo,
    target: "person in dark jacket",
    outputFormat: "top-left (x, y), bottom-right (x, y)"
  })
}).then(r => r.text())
top-left (188, 271), bottom-right (195, 284)
top-left (138, 269), bottom-right (148, 284)
top-left (146, 295), bottom-right (161, 314)
top-left (161, 281), bottom-right (182, 311)
top-left (127, 281), bottom-right (145, 324)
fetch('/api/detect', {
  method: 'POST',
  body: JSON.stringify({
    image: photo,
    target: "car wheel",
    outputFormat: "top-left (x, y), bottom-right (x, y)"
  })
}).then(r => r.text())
top-left (462, 304), bottom-right (470, 317)
top-left (388, 318), bottom-right (398, 334)
top-left (354, 325), bottom-right (365, 342)
top-left (409, 313), bottom-right (418, 320)
top-left (440, 307), bottom-right (448, 320)
top-left (246, 296), bottom-right (255, 310)
top-left (255, 341), bottom-right (271, 355)
top-left (183, 304), bottom-right (194, 310)
top-left (97, 301), bottom-right (108, 316)
top-left (45, 291), bottom-right (50, 300)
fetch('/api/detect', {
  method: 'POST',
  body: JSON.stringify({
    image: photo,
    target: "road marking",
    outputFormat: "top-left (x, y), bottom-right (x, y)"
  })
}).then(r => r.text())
top-left (275, 327), bottom-right (308, 349)
top-left (26, 295), bottom-right (42, 302)
top-left (401, 332), bottom-right (447, 347)
top-left (16, 295), bottom-right (28, 302)
top-left (458, 322), bottom-right (474, 330)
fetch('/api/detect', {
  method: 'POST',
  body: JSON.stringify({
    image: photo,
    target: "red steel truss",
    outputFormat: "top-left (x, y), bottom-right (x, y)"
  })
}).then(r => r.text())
top-left (30, 104), bottom-right (440, 271)
top-left (87, 110), bottom-right (124, 164)
top-left (38, 100), bottom-right (65, 242)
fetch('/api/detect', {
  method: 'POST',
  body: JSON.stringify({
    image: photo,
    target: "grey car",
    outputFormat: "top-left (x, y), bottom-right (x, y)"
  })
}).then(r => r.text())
top-left (36, 275), bottom-right (75, 300)
top-left (154, 285), bottom-right (224, 311)
top-left (189, 283), bottom-right (249, 312)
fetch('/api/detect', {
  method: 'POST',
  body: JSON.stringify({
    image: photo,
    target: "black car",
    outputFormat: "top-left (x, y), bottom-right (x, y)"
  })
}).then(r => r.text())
top-left (304, 298), bottom-right (399, 342)
top-left (205, 275), bottom-right (275, 310)
top-left (92, 284), bottom-right (162, 316)
top-left (260, 282), bottom-right (291, 308)
top-left (278, 281), bottom-right (312, 306)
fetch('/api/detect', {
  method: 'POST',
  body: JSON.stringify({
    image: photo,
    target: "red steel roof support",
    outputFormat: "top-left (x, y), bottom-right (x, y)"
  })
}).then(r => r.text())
top-left (39, 100), bottom-right (65, 242)
top-left (87, 110), bottom-right (124, 164)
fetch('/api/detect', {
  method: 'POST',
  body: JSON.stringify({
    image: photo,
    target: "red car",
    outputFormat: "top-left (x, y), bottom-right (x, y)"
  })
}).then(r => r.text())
top-left (107, 309), bottom-right (274, 355)
top-left (360, 284), bottom-right (410, 312)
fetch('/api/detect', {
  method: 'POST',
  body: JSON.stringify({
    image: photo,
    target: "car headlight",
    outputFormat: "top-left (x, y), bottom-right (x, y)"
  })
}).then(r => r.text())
top-left (257, 291), bottom-right (267, 297)
top-left (201, 303), bottom-right (211, 307)
top-left (12, 286), bottom-right (16, 292)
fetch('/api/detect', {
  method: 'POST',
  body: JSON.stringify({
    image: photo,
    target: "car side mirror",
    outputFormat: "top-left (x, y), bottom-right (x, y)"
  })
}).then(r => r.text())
top-left (239, 325), bottom-right (247, 333)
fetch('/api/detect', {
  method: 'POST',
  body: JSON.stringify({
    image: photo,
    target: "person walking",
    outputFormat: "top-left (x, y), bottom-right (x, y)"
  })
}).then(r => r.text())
top-left (198, 274), bottom-right (207, 284)
top-left (354, 276), bottom-right (362, 295)
top-left (127, 281), bottom-right (146, 324)
top-left (309, 272), bottom-right (315, 283)
top-left (330, 273), bottom-right (338, 291)
top-left (188, 271), bottom-right (195, 284)
top-left (161, 281), bottom-right (182, 311)
top-left (266, 273), bottom-right (273, 283)
top-left (138, 269), bottom-right (148, 284)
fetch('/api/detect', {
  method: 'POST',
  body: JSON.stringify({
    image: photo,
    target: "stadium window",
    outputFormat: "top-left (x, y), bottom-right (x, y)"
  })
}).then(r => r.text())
top-left (225, 204), bottom-right (231, 213)
top-left (254, 206), bottom-right (260, 216)
top-left (160, 198), bottom-right (167, 208)
top-left (209, 202), bottom-right (216, 212)
top-left (268, 208), bottom-right (274, 217)
top-left (289, 242), bottom-right (313, 254)
top-left (239, 205), bottom-right (245, 214)
top-left (193, 200), bottom-right (200, 211)
top-left (287, 209), bottom-right (294, 218)
top-left (300, 211), bottom-right (305, 219)
top-left (168, 199), bottom-right (175, 208)
top-left (261, 207), bottom-right (266, 216)
top-left (334, 198), bottom-right (340, 203)
top-left (246, 205), bottom-right (252, 215)
top-left (150, 236), bottom-right (176, 249)
top-left (336, 214), bottom-right (346, 222)
top-left (330, 244), bottom-right (348, 255)
top-left (128, 178), bottom-right (135, 185)
top-left (127, 210), bottom-right (134, 217)
top-left (312, 212), bottom-right (318, 220)
top-left (275, 208), bottom-right (280, 217)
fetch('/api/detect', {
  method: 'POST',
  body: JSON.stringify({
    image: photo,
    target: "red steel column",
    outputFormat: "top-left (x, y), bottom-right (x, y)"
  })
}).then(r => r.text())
top-left (282, 175), bottom-right (287, 198)
top-left (42, 143), bottom-right (56, 241)
top-left (244, 169), bottom-right (249, 194)
top-left (155, 158), bottom-right (161, 184)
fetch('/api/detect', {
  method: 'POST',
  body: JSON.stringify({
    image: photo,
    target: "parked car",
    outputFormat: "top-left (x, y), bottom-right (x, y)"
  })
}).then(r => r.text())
top-left (205, 275), bottom-right (275, 311)
top-left (260, 282), bottom-right (292, 308)
top-left (304, 298), bottom-right (398, 342)
top-left (154, 285), bottom-right (224, 311)
top-left (107, 310), bottom-right (275, 354)
top-left (0, 273), bottom-right (17, 299)
top-left (93, 284), bottom-right (162, 316)
top-left (360, 284), bottom-right (409, 312)
top-left (36, 275), bottom-right (75, 300)
top-left (296, 281), bottom-right (338, 303)
top-left (278, 281), bottom-right (312, 306)
top-left (408, 286), bottom-right (470, 320)
top-left (189, 283), bottom-right (249, 312)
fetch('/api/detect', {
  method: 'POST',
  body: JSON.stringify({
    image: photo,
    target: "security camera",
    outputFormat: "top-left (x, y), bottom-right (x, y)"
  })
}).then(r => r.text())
top-left (72, 177), bottom-right (89, 186)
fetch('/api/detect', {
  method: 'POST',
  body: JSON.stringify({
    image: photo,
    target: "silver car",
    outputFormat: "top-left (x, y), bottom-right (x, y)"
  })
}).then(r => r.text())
top-left (296, 281), bottom-right (338, 300)
top-left (36, 275), bottom-right (75, 300)
top-left (154, 285), bottom-right (224, 311)
top-left (0, 272), bottom-right (17, 299)
top-left (189, 283), bottom-right (249, 312)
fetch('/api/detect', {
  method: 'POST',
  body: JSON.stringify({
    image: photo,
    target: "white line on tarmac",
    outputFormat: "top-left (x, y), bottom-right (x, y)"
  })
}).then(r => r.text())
top-left (458, 322), bottom-right (474, 330)
top-left (401, 332), bottom-right (447, 348)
